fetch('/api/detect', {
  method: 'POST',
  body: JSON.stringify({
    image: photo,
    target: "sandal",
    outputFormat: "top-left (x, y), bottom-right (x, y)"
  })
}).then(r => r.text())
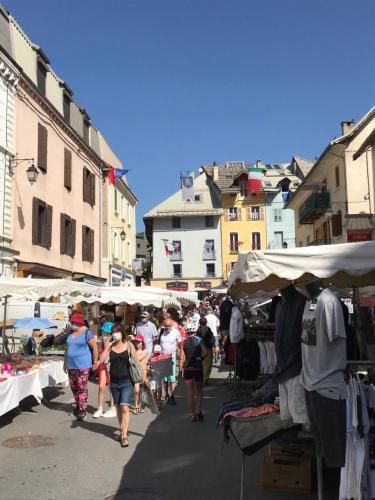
top-left (132, 406), bottom-right (139, 415)
top-left (121, 434), bottom-right (129, 447)
top-left (138, 406), bottom-right (145, 414)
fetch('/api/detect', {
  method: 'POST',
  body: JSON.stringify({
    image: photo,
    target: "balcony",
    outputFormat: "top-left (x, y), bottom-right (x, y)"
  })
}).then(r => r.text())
top-left (299, 192), bottom-right (331, 224)
top-left (229, 246), bottom-right (239, 254)
top-left (205, 272), bottom-right (216, 278)
top-left (172, 273), bottom-right (182, 278)
top-left (203, 250), bottom-right (216, 260)
top-left (170, 252), bottom-right (183, 261)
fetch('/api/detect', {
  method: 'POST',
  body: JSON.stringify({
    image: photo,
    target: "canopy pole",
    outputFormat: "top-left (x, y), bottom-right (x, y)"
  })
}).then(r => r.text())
top-left (1, 295), bottom-right (9, 356)
top-left (317, 455), bottom-right (324, 500)
top-left (353, 287), bottom-right (368, 359)
top-left (240, 453), bottom-right (245, 500)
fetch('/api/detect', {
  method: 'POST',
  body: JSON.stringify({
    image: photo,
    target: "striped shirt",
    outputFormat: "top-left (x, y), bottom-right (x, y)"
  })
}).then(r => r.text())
top-left (135, 321), bottom-right (158, 354)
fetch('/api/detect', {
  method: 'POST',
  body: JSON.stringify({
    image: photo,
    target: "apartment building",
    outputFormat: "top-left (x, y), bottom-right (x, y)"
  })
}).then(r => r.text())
top-left (287, 107), bottom-right (375, 247)
top-left (144, 172), bottom-right (223, 291)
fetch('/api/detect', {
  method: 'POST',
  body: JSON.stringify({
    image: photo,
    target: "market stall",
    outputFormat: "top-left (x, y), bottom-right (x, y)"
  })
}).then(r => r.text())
top-left (226, 240), bottom-right (375, 500)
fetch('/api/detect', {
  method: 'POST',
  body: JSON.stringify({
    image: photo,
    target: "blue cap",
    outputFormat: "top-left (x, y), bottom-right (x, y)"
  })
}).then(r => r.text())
top-left (101, 322), bottom-right (113, 334)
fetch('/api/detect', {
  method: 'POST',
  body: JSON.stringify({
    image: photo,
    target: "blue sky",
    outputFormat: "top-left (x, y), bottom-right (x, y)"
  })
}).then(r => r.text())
top-left (5, 0), bottom-right (375, 230)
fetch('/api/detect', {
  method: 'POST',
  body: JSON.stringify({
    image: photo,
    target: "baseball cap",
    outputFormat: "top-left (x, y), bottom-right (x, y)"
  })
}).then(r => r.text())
top-left (70, 312), bottom-right (85, 325)
top-left (134, 334), bottom-right (145, 342)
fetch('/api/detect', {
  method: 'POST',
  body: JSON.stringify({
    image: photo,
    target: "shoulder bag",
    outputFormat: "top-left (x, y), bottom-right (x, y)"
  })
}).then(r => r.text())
top-left (127, 342), bottom-right (144, 384)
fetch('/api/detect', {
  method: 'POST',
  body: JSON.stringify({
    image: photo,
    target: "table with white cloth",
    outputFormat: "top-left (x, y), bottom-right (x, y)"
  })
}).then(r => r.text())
top-left (0, 360), bottom-right (68, 416)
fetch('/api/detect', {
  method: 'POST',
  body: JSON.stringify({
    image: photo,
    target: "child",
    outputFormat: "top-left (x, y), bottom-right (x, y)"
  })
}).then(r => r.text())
top-left (148, 345), bottom-right (163, 408)
top-left (132, 334), bottom-right (147, 414)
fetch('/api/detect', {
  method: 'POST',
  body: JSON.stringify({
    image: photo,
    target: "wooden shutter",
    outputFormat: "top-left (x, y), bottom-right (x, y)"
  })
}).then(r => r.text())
top-left (90, 229), bottom-right (94, 262)
top-left (70, 218), bottom-right (76, 257)
top-left (246, 207), bottom-right (251, 221)
top-left (38, 123), bottom-right (48, 172)
top-left (64, 149), bottom-right (72, 190)
top-left (82, 226), bottom-right (87, 261)
top-left (45, 204), bottom-right (53, 248)
top-left (90, 173), bottom-right (95, 206)
top-left (60, 214), bottom-right (66, 254)
top-left (83, 168), bottom-right (88, 202)
top-left (224, 209), bottom-right (229, 221)
top-left (332, 212), bottom-right (342, 237)
top-left (260, 206), bottom-right (265, 221)
top-left (226, 263), bottom-right (232, 278)
top-left (32, 197), bottom-right (39, 244)
top-left (237, 208), bottom-right (242, 221)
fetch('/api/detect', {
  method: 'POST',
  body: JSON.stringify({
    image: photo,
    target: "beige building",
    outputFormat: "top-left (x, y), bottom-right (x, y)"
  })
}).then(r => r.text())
top-left (287, 107), bottom-right (375, 247)
top-left (0, 9), bottom-right (136, 283)
top-left (100, 133), bottom-right (137, 286)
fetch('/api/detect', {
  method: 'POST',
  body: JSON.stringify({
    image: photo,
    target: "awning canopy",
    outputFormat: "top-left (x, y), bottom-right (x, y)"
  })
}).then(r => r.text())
top-left (228, 241), bottom-right (375, 297)
top-left (0, 278), bottom-right (100, 300)
top-left (132, 286), bottom-right (198, 304)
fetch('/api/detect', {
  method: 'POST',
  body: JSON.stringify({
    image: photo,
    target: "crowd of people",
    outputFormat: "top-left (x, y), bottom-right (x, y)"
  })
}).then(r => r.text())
top-left (63, 295), bottom-right (232, 447)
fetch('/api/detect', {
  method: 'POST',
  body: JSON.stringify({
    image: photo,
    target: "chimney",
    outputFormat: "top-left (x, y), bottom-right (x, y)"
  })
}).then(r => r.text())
top-left (341, 120), bottom-right (355, 136)
top-left (213, 166), bottom-right (219, 182)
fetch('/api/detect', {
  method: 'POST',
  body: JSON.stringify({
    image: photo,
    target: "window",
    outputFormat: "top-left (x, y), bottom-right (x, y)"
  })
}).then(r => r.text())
top-left (252, 232), bottom-right (261, 250)
top-left (239, 180), bottom-right (248, 197)
top-left (171, 240), bottom-right (182, 258)
top-left (38, 123), bottom-right (48, 172)
top-left (83, 167), bottom-right (95, 206)
top-left (335, 166), bottom-right (340, 188)
top-left (274, 231), bottom-right (283, 249)
top-left (172, 216), bottom-right (181, 229)
top-left (114, 189), bottom-right (118, 213)
top-left (83, 119), bottom-right (90, 144)
top-left (63, 94), bottom-right (71, 123)
top-left (229, 232), bottom-right (239, 252)
top-left (173, 264), bottom-right (182, 277)
top-left (225, 207), bottom-right (241, 221)
top-left (306, 235), bottom-right (310, 246)
top-left (82, 225), bottom-right (94, 262)
top-left (60, 214), bottom-right (76, 256)
top-left (64, 148), bottom-right (72, 190)
top-left (204, 239), bottom-right (215, 256)
top-left (206, 263), bottom-right (215, 277)
top-left (247, 206), bottom-right (260, 221)
top-left (194, 194), bottom-right (201, 202)
top-left (332, 211), bottom-right (343, 237)
top-left (205, 215), bottom-right (214, 228)
top-left (120, 196), bottom-right (125, 220)
top-left (32, 197), bottom-right (52, 248)
top-left (37, 62), bottom-right (47, 96)
top-left (137, 243), bottom-right (140, 249)
top-left (273, 209), bottom-right (282, 222)
top-left (127, 203), bottom-right (131, 225)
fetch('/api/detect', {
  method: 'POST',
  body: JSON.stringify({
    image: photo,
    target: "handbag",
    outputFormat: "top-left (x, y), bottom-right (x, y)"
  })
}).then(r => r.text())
top-left (141, 384), bottom-right (159, 414)
top-left (127, 342), bottom-right (144, 384)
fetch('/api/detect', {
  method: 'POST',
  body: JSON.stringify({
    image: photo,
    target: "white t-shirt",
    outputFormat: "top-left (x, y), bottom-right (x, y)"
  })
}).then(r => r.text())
top-left (206, 313), bottom-right (220, 337)
top-left (229, 306), bottom-right (244, 343)
top-left (159, 327), bottom-right (181, 354)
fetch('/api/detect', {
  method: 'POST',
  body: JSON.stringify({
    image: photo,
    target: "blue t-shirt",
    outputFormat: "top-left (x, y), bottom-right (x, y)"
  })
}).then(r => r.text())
top-left (66, 329), bottom-right (94, 369)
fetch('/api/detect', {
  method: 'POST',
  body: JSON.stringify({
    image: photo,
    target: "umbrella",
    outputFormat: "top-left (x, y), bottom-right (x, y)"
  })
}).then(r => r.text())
top-left (13, 317), bottom-right (55, 329)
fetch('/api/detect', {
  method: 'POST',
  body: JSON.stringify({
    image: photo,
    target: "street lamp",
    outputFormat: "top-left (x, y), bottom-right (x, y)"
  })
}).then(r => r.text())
top-left (120, 230), bottom-right (126, 241)
top-left (9, 158), bottom-right (39, 184)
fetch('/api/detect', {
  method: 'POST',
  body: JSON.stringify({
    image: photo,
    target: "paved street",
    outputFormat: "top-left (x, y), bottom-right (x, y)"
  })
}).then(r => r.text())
top-left (0, 365), bottom-right (318, 500)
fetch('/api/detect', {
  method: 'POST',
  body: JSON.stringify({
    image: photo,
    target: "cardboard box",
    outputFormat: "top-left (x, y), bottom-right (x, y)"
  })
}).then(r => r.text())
top-left (269, 440), bottom-right (315, 459)
top-left (261, 453), bottom-right (312, 493)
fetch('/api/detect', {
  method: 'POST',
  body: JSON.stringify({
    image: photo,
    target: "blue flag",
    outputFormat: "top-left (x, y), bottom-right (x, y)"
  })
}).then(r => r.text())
top-left (115, 168), bottom-right (129, 178)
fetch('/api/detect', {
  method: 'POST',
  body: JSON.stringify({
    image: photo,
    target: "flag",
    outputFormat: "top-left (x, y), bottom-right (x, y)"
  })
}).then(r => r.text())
top-left (282, 191), bottom-right (290, 203)
top-left (162, 239), bottom-right (169, 257)
top-left (108, 167), bottom-right (129, 185)
top-left (247, 166), bottom-right (263, 196)
top-left (182, 174), bottom-right (194, 202)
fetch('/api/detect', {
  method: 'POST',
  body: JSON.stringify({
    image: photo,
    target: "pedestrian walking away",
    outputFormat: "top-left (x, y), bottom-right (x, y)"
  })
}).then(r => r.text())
top-left (93, 321), bottom-right (117, 419)
top-left (64, 312), bottom-right (99, 421)
top-left (179, 322), bottom-right (208, 421)
top-left (197, 317), bottom-right (215, 385)
top-left (100, 323), bottom-right (138, 448)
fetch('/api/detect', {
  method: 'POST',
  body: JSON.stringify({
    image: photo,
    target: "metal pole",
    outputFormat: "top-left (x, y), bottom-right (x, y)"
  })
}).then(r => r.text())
top-left (2, 295), bottom-right (9, 356)
top-left (240, 453), bottom-right (245, 500)
top-left (317, 456), bottom-right (323, 500)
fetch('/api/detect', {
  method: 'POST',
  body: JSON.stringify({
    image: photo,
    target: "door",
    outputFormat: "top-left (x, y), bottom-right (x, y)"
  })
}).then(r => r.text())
top-left (274, 231), bottom-right (283, 249)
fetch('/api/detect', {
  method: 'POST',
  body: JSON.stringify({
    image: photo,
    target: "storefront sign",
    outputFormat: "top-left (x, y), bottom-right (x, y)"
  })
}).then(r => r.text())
top-left (195, 281), bottom-right (212, 289)
top-left (166, 281), bottom-right (188, 291)
top-left (347, 229), bottom-right (373, 242)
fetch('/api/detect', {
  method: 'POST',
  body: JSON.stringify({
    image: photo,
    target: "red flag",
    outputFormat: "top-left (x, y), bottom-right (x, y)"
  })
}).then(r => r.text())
top-left (108, 167), bottom-right (116, 185)
top-left (162, 239), bottom-right (169, 256)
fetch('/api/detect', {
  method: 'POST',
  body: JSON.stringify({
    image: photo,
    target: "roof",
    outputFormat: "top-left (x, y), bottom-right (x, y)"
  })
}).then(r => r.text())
top-left (144, 172), bottom-right (221, 218)
top-left (332, 106), bottom-right (375, 145)
top-left (292, 156), bottom-right (314, 177)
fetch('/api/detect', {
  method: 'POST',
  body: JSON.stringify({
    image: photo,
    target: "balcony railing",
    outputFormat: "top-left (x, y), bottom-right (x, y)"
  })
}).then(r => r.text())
top-left (203, 250), bottom-right (216, 260)
top-left (170, 252), bottom-right (183, 261)
top-left (205, 272), bottom-right (216, 278)
top-left (172, 273), bottom-right (182, 278)
top-left (299, 192), bottom-right (331, 224)
top-left (229, 247), bottom-right (239, 254)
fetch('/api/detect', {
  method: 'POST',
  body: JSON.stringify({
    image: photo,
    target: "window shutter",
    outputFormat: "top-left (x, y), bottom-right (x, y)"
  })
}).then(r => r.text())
top-left (45, 204), bottom-right (53, 248)
top-left (90, 173), bottom-right (95, 206)
top-left (224, 209), bottom-right (229, 221)
top-left (237, 208), bottom-right (242, 221)
top-left (60, 214), bottom-right (66, 254)
top-left (226, 263), bottom-right (232, 278)
top-left (246, 207), bottom-right (251, 221)
top-left (38, 123), bottom-right (48, 172)
top-left (90, 229), bottom-right (94, 262)
top-left (332, 212), bottom-right (342, 237)
top-left (32, 197), bottom-right (39, 244)
top-left (64, 149), bottom-right (72, 190)
top-left (70, 218), bottom-right (76, 257)
top-left (260, 206), bottom-right (265, 221)
top-left (82, 226), bottom-right (87, 261)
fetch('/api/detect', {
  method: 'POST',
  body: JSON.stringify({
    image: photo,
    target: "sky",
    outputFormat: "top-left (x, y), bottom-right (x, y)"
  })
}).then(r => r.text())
top-left (4, 0), bottom-right (375, 230)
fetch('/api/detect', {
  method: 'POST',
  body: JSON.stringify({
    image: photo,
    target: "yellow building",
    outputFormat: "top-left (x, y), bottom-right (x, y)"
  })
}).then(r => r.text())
top-left (203, 162), bottom-right (267, 282)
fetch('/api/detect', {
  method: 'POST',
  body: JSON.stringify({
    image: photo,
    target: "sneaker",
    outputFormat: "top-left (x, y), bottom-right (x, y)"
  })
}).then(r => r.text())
top-left (93, 408), bottom-right (104, 418)
top-left (103, 407), bottom-right (117, 418)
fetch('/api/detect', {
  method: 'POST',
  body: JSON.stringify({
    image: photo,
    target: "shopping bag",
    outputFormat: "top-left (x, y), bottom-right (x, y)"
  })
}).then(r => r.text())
top-left (141, 384), bottom-right (160, 415)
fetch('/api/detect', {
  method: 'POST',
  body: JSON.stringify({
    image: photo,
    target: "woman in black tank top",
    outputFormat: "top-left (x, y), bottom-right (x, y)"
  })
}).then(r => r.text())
top-left (100, 324), bottom-right (137, 447)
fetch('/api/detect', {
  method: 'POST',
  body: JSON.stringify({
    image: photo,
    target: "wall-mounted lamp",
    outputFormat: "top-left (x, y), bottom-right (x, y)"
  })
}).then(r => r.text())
top-left (111, 227), bottom-right (126, 241)
top-left (9, 158), bottom-right (39, 184)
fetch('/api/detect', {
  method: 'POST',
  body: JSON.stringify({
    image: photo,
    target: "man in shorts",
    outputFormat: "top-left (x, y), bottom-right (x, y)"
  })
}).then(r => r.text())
top-left (159, 318), bottom-right (181, 405)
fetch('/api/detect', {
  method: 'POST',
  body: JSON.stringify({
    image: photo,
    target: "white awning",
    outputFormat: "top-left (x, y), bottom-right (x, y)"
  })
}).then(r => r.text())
top-left (0, 278), bottom-right (100, 300)
top-left (229, 241), bottom-right (375, 297)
